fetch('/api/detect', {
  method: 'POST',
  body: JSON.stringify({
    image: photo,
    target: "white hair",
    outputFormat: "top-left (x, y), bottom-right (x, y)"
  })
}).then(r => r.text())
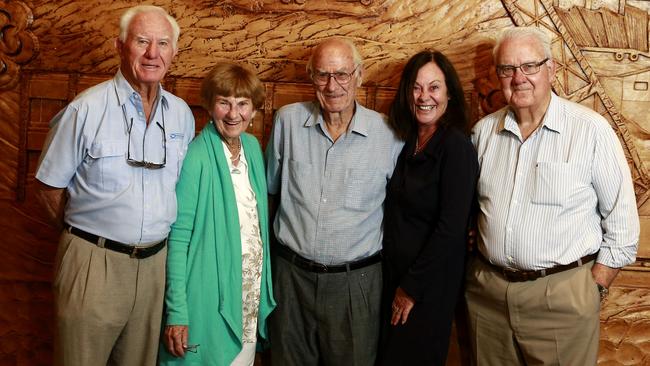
top-left (118, 5), bottom-right (180, 49)
top-left (493, 26), bottom-right (552, 62)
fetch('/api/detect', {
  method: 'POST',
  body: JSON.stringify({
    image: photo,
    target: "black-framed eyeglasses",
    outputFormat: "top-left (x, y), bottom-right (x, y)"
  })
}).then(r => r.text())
top-left (496, 58), bottom-right (549, 78)
top-left (124, 108), bottom-right (167, 169)
top-left (312, 65), bottom-right (359, 86)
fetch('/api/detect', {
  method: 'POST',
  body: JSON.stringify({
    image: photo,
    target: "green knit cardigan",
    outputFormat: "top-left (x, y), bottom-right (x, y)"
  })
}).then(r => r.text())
top-left (159, 123), bottom-right (275, 365)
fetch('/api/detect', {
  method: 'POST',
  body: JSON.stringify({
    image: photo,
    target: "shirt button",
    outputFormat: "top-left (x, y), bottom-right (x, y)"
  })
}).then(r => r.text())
top-left (322, 198), bottom-right (327, 203)
top-left (507, 256), bottom-right (514, 262)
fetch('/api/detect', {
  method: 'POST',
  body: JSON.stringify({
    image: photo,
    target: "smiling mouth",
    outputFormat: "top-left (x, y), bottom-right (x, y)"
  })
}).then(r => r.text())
top-left (224, 120), bottom-right (241, 126)
top-left (416, 105), bottom-right (436, 111)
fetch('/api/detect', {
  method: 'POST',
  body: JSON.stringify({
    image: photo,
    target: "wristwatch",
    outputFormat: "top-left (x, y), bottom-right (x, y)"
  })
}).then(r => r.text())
top-left (597, 284), bottom-right (609, 302)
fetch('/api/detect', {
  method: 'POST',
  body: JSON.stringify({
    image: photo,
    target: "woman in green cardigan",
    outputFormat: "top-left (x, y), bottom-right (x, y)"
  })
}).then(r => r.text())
top-left (159, 63), bottom-right (275, 366)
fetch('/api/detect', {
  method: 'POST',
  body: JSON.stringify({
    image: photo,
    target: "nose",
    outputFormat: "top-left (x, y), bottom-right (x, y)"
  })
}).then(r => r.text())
top-left (325, 75), bottom-right (340, 91)
top-left (145, 42), bottom-right (159, 59)
top-left (226, 105), bottom-right (239, 119)
top-left (512, 67), bottom-right (527, 83)
top-left (418, 89), bottom-right (431, 101)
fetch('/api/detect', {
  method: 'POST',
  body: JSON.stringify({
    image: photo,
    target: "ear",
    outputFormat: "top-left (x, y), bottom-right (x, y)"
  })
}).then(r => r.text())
top-left (356, 66), bottom-right (364, 87)
top-left (115, 38), bottom-right (123, 55)
top-left (546, 58), bottom-right (557, 82)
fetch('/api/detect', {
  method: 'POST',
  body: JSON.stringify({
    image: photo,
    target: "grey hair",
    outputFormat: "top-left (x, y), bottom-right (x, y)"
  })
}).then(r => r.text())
top-left (306, 38), bottom-right (364, 83)
top-left (493, 26), bottom-right (552, 62)
top-left (118, 5), bottom-right (180, 49)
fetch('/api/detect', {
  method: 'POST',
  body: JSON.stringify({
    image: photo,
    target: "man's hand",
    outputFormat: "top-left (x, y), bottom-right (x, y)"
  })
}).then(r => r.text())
top-left (163, 325), bottom-right (189, 357)
top-left (591, 262), bottom-right (620, 289)
top-left (391, 287), bottom-right (415, 326)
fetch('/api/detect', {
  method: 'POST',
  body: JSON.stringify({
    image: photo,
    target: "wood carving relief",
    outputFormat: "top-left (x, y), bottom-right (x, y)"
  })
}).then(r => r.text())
top-left (2, 0), bottom-right (650, 365)
top-left (0, 0), bottom-right (38, 90)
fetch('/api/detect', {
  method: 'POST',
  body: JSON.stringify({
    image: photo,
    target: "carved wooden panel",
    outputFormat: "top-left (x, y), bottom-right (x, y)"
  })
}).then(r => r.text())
top-left (2, 0), bottom-right (650, 365)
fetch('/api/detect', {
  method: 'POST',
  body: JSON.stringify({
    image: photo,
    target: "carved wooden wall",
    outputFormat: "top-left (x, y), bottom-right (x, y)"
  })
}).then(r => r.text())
top-left (1, 0), bottom-right (649, 365)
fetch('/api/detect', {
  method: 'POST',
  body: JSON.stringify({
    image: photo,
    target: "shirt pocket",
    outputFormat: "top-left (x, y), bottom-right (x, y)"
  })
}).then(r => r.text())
top-left (163, 139), bottom-right (184, 191)
top-left (86, 140), bottom-right (129, 192)
top-left (532, 162), bottom-right (587, 206)
top-left (287, 159), bottom-right (317, 204)
top-left (344, 167), bottom-right (386, 211)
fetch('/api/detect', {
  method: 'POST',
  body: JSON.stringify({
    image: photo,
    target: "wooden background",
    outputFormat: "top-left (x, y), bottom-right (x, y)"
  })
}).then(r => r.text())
top-left (1, 0), bottom-right (649, 364)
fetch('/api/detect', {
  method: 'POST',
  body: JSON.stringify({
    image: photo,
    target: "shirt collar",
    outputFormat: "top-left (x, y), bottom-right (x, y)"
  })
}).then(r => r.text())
top-left (305, 101), bottom-right (370, 137)
top-left (114, 69), bottom-right (168, 110)
top-left (499, 92), bottom-right (562, 135)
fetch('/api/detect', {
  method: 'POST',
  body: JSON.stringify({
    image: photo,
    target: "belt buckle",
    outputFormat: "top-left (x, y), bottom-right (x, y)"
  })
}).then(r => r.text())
top-left (311, 262), bottom-right (328, 272)
top-left (502, 267), bottom-right (521, 281)
top-left (130, 247), bottom-right (140, 258)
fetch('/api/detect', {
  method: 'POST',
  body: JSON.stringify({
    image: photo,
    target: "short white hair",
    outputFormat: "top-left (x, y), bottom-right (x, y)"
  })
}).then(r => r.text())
top-left (493, 26), bottom-right (552, 62)
top-left (118, 5), bottom-right (180, 48)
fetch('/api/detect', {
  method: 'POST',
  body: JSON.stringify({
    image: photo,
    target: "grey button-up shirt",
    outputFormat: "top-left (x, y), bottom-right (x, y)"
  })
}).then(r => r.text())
top-left (266, 101), bottom-right (403, 265)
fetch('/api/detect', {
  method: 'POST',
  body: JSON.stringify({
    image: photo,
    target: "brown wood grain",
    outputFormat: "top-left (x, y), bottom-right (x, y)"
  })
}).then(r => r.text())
top-left (1, 1), bottom-right (649, 365)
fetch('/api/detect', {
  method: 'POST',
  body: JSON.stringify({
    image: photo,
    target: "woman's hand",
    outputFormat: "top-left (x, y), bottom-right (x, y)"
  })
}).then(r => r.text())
top-left (164, 325), bottom-right (189, 357)
top-left (391, 287), bottom-right (415, 326)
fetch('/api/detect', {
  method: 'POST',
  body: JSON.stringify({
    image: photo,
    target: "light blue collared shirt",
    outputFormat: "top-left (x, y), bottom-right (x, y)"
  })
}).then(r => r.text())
top-left (266, 101), bottom-right (403, 265)
top-left (36, 70), bottom-right (195, 244)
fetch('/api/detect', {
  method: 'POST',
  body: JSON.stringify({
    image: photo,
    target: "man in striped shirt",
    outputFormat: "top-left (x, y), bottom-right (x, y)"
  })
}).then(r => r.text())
top-left (466, 26), bottom-right (639, 365)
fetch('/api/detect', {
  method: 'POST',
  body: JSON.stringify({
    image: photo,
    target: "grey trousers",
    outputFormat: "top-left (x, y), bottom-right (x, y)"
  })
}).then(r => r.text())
top-left (269, 255), bottom-right (382, 366)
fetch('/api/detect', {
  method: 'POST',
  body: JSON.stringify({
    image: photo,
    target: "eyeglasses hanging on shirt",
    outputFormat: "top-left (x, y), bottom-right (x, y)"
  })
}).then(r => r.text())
top-left (122, 105), bottom-right (167, 169)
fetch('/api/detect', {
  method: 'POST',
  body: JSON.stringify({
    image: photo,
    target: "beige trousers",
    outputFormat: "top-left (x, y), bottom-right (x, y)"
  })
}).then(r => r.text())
top-left (465, 256), bottom-right (600, 366)
top-left (53, 230), bottom-right (166, 366)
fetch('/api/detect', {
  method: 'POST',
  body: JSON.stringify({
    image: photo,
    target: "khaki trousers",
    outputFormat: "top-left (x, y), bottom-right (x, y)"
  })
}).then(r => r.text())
top-left (53, 230), bottom-right (166, 366)
top-left (465, 256), bottom-right (600, 366)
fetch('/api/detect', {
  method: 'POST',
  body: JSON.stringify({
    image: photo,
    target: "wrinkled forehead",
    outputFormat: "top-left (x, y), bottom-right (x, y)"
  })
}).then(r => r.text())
top-left (128, 11), bottom-right (173, 38)
top-left (312, 45), bottom-right (355, 70)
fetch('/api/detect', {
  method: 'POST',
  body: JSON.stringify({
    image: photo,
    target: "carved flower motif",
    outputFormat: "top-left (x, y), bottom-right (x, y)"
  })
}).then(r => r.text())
top-left (0, 0), bottom-right (38, 90)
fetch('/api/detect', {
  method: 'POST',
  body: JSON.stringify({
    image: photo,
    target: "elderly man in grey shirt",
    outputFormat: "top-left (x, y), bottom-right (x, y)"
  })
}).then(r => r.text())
top-left (265, 38), bottom-right (402, 365)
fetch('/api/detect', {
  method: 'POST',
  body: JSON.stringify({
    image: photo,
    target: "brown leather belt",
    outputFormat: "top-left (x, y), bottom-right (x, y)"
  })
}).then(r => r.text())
top-left (477, 251), bottom-right (598, 282)
top-left (276, 244), bottom-right (381, 273)
top-left (68, 226), bottom-right (166, 259)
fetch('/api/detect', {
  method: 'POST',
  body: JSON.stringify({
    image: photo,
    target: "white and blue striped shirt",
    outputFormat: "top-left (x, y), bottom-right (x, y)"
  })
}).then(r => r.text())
top-left (472, 93), bottom-right (639, 270)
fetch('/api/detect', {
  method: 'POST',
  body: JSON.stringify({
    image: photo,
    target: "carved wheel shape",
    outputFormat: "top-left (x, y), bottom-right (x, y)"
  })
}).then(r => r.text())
top-left (0, 0), bottom-right (38, 90)
top-left (501, 0), bottom-right (650, 206)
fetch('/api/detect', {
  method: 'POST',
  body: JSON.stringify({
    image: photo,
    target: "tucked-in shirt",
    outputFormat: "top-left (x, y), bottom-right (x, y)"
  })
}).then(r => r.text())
top-left (223, 139), bottom-right (263, 344)
top-left (472, 92), bottom-right (639, 270)
top-left (266, 101), bottom-right (403, 265)
top-left (36, 70), bottom-right (195, 244)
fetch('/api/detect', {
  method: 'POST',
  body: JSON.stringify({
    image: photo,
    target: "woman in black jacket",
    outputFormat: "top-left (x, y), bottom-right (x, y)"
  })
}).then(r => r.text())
top-left (379, 50), bottom-right (478, 365)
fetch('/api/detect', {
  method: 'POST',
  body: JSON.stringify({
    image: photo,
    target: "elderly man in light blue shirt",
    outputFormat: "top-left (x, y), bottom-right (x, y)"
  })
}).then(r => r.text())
top-left (35, 5), bottom-right (194, 366)
top-left (266, 38), bottom-right (402, 366)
